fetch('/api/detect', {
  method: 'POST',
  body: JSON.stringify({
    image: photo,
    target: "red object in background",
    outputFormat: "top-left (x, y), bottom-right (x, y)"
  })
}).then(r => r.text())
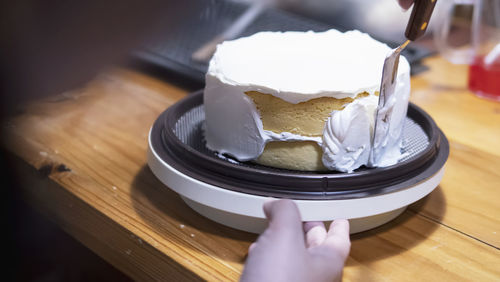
top-left (468, 56), bottom-right (500, 101)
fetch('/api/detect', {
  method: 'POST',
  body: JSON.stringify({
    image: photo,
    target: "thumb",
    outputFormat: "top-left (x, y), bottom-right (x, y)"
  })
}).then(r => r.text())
top-left (241, 200), bottom-right (306, 282)
top-left (263, 199), bottom-right (304, 243)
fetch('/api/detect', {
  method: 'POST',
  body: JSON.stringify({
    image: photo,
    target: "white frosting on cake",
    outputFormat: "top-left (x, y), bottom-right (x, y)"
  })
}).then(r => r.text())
top-left (204, 29), bottom-right (411, 172)
top-left (322, 95), bottom-right (377, 172)
top-left (323, 72), bottom-right (411, 172)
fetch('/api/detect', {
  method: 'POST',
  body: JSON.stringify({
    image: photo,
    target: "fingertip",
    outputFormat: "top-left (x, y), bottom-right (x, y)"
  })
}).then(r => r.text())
top-left (262, 198), bottom-right (277, 218)
top-left (398, 0), bottom-right (414, 11)
top-left (248, 242), bottom-right (257, 253)
top-left (304, 221), bottom-right (327, 248)
top-left (329, 219), bottom-right (350, 234)
top-left (263, 199), bottom-right (298, 221)
top-left (263, 199), bottom-right (303, 234)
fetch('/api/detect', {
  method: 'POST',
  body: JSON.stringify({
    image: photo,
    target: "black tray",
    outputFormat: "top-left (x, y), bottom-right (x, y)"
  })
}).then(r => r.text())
top-left (149, 90), bottom-right (449, 200)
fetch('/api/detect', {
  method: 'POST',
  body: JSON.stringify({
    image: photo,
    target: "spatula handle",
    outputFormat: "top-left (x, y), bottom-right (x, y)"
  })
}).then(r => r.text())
top-left (405, 0), bottom-right (437, 41)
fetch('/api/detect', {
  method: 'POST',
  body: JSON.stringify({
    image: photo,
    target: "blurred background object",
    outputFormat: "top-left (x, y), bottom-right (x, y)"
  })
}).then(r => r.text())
top-left (433, 0), bottom-right (500, 101)
top-left (0, 0), bottom-right (191, 110)
top-left (136, 0), bottom-right (434, 83)
top-left (277, 0), bottom-right (414, 43)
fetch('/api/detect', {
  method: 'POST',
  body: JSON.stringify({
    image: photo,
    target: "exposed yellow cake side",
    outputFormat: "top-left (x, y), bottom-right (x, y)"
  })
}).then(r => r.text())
top-left (256, 141), bottom-right (327, 171)
top-left (246, 91), bottom-right (372, 171)
top-left (246, 91), bottom-right (369, 136)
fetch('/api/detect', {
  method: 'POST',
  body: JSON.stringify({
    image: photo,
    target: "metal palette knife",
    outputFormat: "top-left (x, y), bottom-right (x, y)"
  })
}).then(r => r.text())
top-left (371, 0), bottom-right (437, 165)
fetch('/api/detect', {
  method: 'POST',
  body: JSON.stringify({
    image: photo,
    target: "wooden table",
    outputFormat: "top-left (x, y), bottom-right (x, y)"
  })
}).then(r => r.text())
top-left (3, 56), bottom-right (500, 281)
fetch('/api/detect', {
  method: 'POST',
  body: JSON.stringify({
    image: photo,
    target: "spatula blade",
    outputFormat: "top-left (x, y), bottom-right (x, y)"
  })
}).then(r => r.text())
top-left (370, 46), bottom-right (404, 165)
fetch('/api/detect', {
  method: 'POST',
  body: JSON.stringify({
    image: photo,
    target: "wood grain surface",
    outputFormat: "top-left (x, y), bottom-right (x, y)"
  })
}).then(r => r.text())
top-left (3, 57), bottom-right (500, 281)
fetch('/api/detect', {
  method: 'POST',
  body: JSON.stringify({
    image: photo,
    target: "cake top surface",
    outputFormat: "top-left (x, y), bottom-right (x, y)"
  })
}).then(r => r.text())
top-left (207, 30), bottom-right (410, 103)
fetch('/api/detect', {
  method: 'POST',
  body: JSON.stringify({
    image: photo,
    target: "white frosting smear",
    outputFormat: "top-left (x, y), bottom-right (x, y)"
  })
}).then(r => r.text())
top-left (322, 95), bottom-right (377, 172)
top-left (204, 29), bottom-right (411, 172)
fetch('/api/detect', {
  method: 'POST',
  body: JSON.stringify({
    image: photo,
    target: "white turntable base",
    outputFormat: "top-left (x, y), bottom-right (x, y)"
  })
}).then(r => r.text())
top-left (181, 197), bottom-right (407, 234)
top-left (148, 136), bottom-right (444, 234)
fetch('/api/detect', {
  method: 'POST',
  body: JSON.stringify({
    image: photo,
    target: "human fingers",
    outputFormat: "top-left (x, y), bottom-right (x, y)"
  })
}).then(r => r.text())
top-left (324, 219), bottom-right (351, 260)
top-left (398, 0), bottom-right (414, 10)
top-left (304, 221), bottom-right (327, 248)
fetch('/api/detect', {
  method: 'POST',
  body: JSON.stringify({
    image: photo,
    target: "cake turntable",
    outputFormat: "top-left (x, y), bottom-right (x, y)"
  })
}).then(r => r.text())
top-left (147, 90), bottom-right (449, 234)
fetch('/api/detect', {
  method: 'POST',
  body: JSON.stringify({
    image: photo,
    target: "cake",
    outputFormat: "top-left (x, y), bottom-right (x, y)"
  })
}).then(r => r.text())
top-left (203, 30), bottom-right (410, 172)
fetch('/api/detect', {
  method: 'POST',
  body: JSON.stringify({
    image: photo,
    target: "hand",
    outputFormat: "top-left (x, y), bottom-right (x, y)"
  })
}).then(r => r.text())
top-left (240, 200), bottom-right (351, 282)
top-left (398, 0), bottom-right (415, 10)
